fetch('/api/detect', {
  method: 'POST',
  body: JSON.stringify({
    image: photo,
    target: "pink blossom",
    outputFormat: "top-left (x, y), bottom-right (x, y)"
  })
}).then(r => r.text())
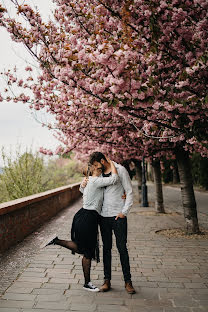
top-left (25, 66), bottom-right (33, 71)
top-left (0, 0), bottom-right (207, 162)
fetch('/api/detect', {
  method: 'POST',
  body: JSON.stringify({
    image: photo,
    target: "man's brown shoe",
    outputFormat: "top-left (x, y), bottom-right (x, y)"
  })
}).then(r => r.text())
top-left (125, 281), bottom-right (136, 294)
top-left (99, 279), bottom-right (111, 292)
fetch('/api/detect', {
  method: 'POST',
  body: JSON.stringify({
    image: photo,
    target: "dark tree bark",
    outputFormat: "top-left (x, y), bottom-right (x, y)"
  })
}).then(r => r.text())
top-left (132, 159), bottom-right (142, 203)
top-left (152, 160), bottom-right (165, 213)
top-left (175, 148), bottom-right (200, 234)
top-left (172, 160), bottom-right (180, 184)
top-left (122, 160), bottom-right (135, 180)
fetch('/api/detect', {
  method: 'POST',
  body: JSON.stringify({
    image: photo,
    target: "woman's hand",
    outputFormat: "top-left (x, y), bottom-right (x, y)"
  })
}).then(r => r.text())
top-left (105, 155), bottom-right (118, 175)
top-left (122, 193), bottom-right (126, 199)
top-left (105, 156), bottom-right (111, 163)
top-left (81, 177), bottom-right (89, 188)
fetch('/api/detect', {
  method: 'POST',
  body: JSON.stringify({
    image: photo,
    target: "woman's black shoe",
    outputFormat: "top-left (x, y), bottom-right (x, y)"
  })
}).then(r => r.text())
top-left (41, 235), bottom-right (58, 248)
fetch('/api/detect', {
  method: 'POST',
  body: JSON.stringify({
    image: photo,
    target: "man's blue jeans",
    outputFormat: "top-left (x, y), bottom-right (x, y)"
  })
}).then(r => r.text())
top-left (99, 216), bottom-right (131, 282)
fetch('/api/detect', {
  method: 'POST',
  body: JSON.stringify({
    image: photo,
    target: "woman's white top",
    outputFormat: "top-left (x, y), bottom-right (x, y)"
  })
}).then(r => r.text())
top-left (83, 173), bottom-right (119, 214)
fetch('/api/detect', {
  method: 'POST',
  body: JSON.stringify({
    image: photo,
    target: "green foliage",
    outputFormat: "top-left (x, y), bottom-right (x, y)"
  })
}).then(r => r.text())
top-left (0, 147), bottom-right (83, 204)
top-left (0, 147), bottom-right (44, 202)
top-left (0, 178), bottom-right (8, 203)
top-left (42, 157), bottom-right (83, 191)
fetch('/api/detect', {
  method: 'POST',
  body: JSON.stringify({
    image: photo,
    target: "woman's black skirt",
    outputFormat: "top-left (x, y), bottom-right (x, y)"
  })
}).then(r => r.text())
top-left (71, 208), bottom-right (100, 262)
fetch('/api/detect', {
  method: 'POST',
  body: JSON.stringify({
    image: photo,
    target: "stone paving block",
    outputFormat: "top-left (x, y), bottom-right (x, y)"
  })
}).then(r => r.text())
top-left (36, 294), bottom-right (66, 302)
top-left (0, 309), bottom-right (20, 312)
top-left (139, 287), bottom-right (168, 298)
top-left (129, 267), bottom-right (140, 273)
top-left (184, 283), bottom-right (208, 289)
top-left (133, 281), bottom-right (158, 288)
top-left (50, 277), bottom-right (79, 284)
top-left (20, 271), bottom-right (46, 278)
top-left (27, 264), bottom-right (54, 269)
top-left (70, 303), bottom-right (96, 311)
top-left (193, 294), bottom-right (208, 300)
top-left (193, 289), bottom-right (208, 294)
top-left (74, 274), bottom-right (87, 279)
top-left (46, 267), bottom-right (74, 273)
top-left (22, 310), bottom-right (65, 312)
top-left (5, 287), bottom-right (33, 294)
top-left (32, 288), bottom-right (64, 295)
top-left (35, 301), bottom-right (70, 310)
top-left (88, 268), bottom-right (103, 273)
top-left (71, 269), bottom-right (85, 275)
top-left (159, 291), bottom-right (192, 299)
top-left (67, 284), bottom-right (82, 290)
top-left (54, 264), bottom-right (75, 269)
top-left (148, 277), bottom-right (169, 282)
top-left (197, 299), bottom-right (208, 307)
top-left (132, 276), bottom-right (148, 281)
top-left (10, 282), bottom-right (42, 289)
top-left (168, 277), bottom-right (191, 283)
top-left (134, 308), bottom-right (165, 312)
top-left (163, 308), bottom-right (192, 312)
top-left (139, 269), bottom-right (154, 274)
top-left (68, 295), bottom-right (94, 304)
top-left (97, 305), bottom-right (131, 312)
top-left (1, 293), bottom-right (36, 301)
top-left (46, 271), bottom-right (75, 278)
top-left (32, 255), bottom-right (58, 260)
top-left (25, 268), bottom-right (46, 273)
top-left (64, 289), bottom-right (84, 297)
top-left (193, 278), bottom-right (208, 283)
top-left (61, 260), bottom-right (77, 265)
top-left (125, 298), bottom-right (173, 307)
top-left (158, 282), bottom-right (185, 288)
top-left (0, 300), bottom-right (34, 308)
top-left (172, 297), bottom-right (201, 307)
top-left (17, 277), bottom-right (49, 283)
top-left (94, 297), bottom-right (124, 305)
top-left (41, 282), bottom-right (69, 289)
top-left (90, 274), bottom-right (99, 280)
top-left (140, 264), bottom-right (159, 269)
top-left (30, 260), bottom-right (54, 264)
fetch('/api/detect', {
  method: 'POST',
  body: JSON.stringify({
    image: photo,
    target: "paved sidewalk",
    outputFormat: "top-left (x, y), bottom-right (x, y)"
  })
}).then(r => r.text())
top-left (0, 184), bottom-right (208, 312)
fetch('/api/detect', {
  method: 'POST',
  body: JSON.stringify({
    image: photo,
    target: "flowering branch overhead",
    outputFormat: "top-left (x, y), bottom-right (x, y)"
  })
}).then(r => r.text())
top-left (0, 0), bottom-right (207, 160)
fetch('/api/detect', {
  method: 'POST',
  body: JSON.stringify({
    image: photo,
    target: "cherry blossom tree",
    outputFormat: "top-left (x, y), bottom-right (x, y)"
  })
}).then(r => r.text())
top-left (0, 0), bottom-right (208, 233)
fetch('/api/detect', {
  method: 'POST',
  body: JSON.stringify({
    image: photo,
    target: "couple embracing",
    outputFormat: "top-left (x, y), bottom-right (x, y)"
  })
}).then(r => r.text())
top-left (44, 152), bottom-right (135, 294)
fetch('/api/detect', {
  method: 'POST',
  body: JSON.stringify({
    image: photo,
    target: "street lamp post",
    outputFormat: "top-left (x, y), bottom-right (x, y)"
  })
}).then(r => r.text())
top-left (141, 156), bottom-right (149, 207)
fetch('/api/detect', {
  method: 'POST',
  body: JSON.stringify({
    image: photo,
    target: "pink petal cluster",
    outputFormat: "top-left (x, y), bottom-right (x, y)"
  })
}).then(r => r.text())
top-left (0, 0), bottom-right (207, 162)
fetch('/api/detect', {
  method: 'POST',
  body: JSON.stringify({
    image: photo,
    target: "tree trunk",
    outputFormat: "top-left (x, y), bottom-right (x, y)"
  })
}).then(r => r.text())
top-left (133, 160), bottom-right (142, 203)
top-left (172, 160), bottom-right (180, 184)
top-left (152, 160), bottom-right (165, 213)
top-left (176, 149), bottom-right (200, 234)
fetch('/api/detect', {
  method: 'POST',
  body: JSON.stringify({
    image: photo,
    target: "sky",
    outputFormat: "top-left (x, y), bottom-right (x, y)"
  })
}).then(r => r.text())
top-left (0, 0), bottom-right (59, 166)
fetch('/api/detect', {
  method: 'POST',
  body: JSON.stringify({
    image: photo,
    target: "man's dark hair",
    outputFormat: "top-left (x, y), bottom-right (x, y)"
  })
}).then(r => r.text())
top-left (89, 152), bottom-right (107, 165)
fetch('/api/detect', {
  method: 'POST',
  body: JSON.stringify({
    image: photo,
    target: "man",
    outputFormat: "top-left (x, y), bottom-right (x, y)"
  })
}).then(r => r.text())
top-left (81, 152), bottom-right (135, 294)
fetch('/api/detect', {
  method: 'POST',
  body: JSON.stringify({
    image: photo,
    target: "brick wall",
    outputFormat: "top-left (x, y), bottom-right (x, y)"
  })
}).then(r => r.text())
top-left (0, 183), bottom-right (81, 253)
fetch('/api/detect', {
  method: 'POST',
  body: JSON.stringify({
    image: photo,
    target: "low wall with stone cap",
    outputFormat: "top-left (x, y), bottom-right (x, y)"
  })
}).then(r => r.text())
top-left (0, 183), bottom-right (81, 253)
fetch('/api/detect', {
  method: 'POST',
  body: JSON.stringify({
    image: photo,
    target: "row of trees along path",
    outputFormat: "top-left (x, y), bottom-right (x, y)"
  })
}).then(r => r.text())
top-left (0, 0), bottom-right (208, 234)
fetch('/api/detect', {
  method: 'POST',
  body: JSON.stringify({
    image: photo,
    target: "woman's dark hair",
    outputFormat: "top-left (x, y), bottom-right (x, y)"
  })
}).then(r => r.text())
top-left (89, 152), bottom-right (107, 165)
top-left (82, 164), bottom-right (92, 177)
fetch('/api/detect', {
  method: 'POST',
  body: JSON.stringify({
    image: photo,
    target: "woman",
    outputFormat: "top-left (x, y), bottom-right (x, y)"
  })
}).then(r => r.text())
top-left (43, 159), bottom-right (118, 292)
